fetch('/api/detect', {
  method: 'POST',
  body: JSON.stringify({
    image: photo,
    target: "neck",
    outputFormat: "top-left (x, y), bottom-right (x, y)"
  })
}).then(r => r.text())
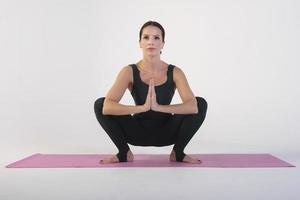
top-left (140, 56), bottom-right (163, 73)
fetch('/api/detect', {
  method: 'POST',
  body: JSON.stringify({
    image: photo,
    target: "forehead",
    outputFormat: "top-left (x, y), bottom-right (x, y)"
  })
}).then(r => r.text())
top-left (142, 26), bottom-right (162, 36)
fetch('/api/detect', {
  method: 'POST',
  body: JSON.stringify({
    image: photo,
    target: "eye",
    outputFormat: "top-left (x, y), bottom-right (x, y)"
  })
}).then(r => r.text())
top-left (155, 36), bottom-right (160, 40)
top-left (143, 36), bottom-right (149, 39)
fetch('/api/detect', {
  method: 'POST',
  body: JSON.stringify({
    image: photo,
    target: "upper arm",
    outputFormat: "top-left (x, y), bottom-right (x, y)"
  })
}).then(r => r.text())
top-left (173, 66), bottom-right (196, 102)
top-left (104, 65), bottom-right (132, 103)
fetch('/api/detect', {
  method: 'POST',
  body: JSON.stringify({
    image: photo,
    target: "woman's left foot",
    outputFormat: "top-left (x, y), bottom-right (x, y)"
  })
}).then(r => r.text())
top-left (169, 150), bottom-right (201, 164)
top-left (99, 149), bottom-right (134, 164)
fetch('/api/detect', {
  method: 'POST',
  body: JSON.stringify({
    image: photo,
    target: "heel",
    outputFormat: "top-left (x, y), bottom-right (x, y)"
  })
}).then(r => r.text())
top-left (174, 150), bottom-right (186, 162)
top-left (116, 151), bottom-right (128, 162)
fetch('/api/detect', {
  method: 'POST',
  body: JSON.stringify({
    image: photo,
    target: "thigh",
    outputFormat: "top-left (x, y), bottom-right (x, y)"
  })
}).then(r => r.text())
top-left (158, 114), bottom-right (186, 143)
top-left (111, 115), bottom-right (152, 145)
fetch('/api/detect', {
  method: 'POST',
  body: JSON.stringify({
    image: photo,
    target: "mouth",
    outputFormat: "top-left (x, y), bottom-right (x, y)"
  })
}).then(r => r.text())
top-left (147, 48), bottom-right (156, 51)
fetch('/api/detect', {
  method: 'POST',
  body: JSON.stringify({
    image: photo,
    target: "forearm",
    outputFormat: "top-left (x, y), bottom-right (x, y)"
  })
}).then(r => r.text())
top-left (156, 99), bottom-right (198, 114)
top-left (103, 99), bottom-right (144, 115)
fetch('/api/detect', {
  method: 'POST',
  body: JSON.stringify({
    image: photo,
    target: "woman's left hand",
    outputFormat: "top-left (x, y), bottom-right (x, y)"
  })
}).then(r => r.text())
top-left (150, 79), bottom-right (160, 111)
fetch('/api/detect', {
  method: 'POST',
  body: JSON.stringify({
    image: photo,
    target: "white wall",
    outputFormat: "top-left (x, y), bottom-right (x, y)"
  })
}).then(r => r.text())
top-left (1, 0), bottom-right (299, 159)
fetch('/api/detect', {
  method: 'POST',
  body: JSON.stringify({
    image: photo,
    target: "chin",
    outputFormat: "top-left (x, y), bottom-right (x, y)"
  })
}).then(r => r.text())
top-left (145, 52), bottom-right (159, 57)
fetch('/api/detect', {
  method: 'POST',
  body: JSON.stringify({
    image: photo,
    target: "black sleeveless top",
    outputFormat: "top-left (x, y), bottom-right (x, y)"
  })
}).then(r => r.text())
top-left (130, 64), bottom-right (176, 120)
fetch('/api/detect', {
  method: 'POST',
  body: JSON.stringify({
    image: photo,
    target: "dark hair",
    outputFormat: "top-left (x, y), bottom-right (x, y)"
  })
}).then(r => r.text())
top-left (139, 21), bottom-right (165, 42)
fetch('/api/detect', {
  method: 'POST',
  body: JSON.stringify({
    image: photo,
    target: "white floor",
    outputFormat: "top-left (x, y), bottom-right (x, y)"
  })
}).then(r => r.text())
top-left (1, 152), bottom-right (299, 200)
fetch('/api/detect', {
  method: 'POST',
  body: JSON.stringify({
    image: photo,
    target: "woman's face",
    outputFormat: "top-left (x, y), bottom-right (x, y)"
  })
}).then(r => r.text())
top-left (139, 26), bottom-right (164, 57)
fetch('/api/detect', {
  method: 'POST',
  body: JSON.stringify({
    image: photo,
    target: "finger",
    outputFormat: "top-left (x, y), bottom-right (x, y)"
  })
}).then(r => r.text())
top-left (147, 80), bottom-right (152, 95)
top-left (147, 83), bottom-right (151, 93)
top-left (148, 81), bottom-right (152, 97)
top-left (152, 80), bottom-right (156, 94)
top-left (152, 87), bottom-right (156, 100)
top-left (151, 79), bottom-right (153, 91)
top-left (148, 79), bottom-right (152, 96)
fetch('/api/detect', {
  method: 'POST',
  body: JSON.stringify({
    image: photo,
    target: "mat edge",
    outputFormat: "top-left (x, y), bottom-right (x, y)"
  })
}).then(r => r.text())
top-left (6, 153), bottom-right (41, 168)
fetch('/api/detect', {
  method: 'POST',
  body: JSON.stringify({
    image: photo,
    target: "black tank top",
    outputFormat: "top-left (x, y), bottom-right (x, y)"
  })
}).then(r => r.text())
top-left (130, 64), bottom-right (176, 120)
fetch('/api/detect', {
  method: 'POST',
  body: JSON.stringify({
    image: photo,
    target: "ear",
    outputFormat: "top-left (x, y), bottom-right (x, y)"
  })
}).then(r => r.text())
top-left (161, 42), bottom-right (165, 49)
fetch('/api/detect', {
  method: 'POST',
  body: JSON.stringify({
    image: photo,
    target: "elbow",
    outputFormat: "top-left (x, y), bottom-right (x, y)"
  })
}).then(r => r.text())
top-left (184, 99), bottom-right (198, 114)
top-left (192, 99), bottom-right (198, 114)
top-left (194, 107), bottom-right (198, 114)
top-left (102, 106), bottom-right (108, 115)
top-left (102, 107), bottom-right (108, 115)
top-left (193, 106), bottom-right (198, 114)
top-left (102, 99), bottom-right (110, 115)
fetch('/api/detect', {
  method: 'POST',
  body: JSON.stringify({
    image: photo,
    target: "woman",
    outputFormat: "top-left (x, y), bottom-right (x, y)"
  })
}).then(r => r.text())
top-left (94, 21), bottom-right (208, 164)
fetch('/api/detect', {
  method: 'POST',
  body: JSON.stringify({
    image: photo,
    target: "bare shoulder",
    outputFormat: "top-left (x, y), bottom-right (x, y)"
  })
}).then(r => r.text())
top-left (120, 65), bottom-right (132, 75)
top-left (117, 65), bottom-right (133, 83)
top-left (104, 65), bottom-right (133, 102)
top-left (173, 65), bottom-right (186, 82)
top-left (172, 65), bottom-right (195, 102)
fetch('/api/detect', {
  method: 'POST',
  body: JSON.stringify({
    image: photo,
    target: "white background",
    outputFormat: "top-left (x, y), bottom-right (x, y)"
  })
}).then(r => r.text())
top-left (1, 1), bottom-right (299, 199)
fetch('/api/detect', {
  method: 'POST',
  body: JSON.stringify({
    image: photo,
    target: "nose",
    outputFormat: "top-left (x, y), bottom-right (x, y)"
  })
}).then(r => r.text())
top-left (147, 41), bottom-right (154, 46)
top-left (147, 37), bottom-right (155, 46)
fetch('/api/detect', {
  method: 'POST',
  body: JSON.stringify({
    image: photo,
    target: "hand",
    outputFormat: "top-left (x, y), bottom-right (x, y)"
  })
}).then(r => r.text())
top-left (142, 78), bottom-right (152, 112)
top-left (150, 79), bottom-right (160, 111)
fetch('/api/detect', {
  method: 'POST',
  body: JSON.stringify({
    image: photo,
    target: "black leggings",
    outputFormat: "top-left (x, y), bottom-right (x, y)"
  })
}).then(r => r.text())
top-left (94, 97), bottom-right (208, 162)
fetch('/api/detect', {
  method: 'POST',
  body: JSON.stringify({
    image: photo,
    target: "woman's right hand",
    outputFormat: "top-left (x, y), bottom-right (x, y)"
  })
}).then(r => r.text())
top-left (142, 79), bottom-right (152, 112)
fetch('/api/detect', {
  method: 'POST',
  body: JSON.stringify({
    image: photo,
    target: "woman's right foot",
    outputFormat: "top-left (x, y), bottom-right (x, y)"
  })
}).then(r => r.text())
top-left (169, 150), bottom-right (201, 164)
top-left (99, 149), bottom-right (134, 164)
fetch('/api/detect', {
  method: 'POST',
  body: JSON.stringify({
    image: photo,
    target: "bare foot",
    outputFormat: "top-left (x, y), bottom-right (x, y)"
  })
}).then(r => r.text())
top-left (99, 149), bottom-right (134, 164)
top-left (169, 150), bottom-right (201, 164)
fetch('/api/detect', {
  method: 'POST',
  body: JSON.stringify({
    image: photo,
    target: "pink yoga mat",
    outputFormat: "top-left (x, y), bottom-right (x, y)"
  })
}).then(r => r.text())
top-left (6, 153), bottom-right (295, 168)
top-left (6, 154), bottom-right (295, 168)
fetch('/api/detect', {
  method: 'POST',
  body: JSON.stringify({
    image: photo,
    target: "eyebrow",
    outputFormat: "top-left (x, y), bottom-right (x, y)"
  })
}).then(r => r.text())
top-left (142, 34), bottom-right (160, 37)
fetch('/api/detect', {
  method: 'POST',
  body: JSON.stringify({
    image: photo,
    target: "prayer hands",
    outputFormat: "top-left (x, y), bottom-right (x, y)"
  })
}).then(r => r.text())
top-left (143, 79), bottom-right (159, 112)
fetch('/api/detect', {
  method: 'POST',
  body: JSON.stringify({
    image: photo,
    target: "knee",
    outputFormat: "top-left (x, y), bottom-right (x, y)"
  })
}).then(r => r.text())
top-left (94, 97), bottom-right (105, 114)
top-left (195, 96), bottom-right (208, 113)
